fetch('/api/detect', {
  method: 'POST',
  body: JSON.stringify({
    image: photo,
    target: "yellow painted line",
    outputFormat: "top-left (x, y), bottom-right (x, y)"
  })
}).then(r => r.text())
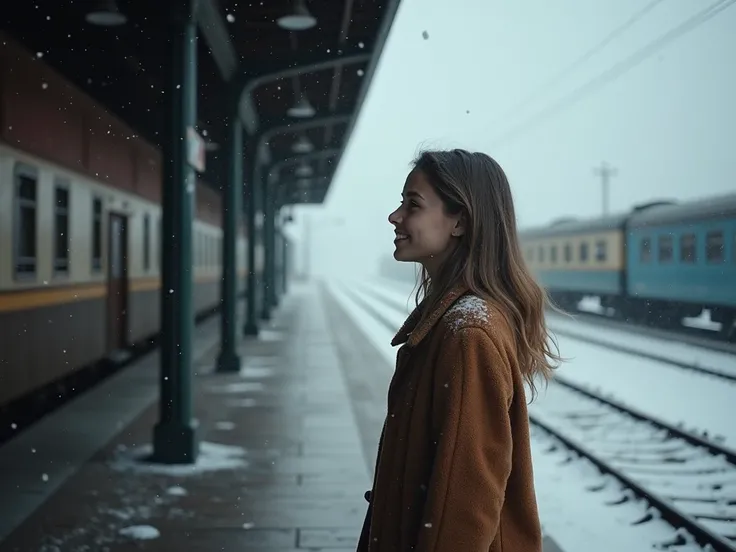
top-left (0, 269), bottom-right (251, 312)
top-left (129, 277), bottom-right (161, 292)
top-left (0, 284), bottom-right (106, 313)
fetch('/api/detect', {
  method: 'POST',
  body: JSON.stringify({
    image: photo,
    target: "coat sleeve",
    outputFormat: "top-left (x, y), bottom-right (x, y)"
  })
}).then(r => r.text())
top-left (414, 326), bottom-right (515, 552)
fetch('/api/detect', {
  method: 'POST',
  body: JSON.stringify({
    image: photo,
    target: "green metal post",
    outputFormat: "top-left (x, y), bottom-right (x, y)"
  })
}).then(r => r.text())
top-left (261, 174), bottom-right (275, 320)
top-left (153, 0), bottom-right (198, 464)
top-left (243, 166), bottom-right (260, 336)
top-left (271, 212), bottom-right (281, 308)
top-left (215, 99), bottom-right (242, 372)
top-left (282, 234), bottom-right (289, 295)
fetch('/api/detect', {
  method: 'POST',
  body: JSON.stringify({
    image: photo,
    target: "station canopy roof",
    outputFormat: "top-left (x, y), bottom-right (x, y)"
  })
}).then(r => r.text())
top-left (6, 0), bottom-right (401, 206)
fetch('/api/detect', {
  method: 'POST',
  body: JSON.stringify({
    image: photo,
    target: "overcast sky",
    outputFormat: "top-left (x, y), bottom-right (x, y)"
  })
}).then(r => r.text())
top-left (285, 0), bottom-right (736, 279)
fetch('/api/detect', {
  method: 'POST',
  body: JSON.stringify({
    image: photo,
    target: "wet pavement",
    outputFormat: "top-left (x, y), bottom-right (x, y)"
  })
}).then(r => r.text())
top-left (0, 281), bottom-right (567, 552)
top-left (0, 284), bottom-right (372, 551)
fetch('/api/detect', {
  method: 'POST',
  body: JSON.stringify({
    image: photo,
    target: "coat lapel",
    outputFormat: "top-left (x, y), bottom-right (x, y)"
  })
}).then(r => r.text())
top-left (391, 284), bottom-right (469, 348)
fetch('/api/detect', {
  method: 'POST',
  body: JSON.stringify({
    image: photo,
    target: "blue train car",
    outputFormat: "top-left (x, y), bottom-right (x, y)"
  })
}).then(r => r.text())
top-left (626, 193), bottom-right (736, 331)
top-left (519, 215), bottom-right (628, 311)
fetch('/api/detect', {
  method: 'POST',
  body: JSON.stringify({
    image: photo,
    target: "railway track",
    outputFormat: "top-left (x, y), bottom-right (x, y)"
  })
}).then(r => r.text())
top-left (361, 281), bottom-right (736, 383)
top-left (558, 304), bottom-right (736, 354)
top-left (341, 282), bottom-right (736, 552)
top-left (548, 304), bottom-right (736, 357)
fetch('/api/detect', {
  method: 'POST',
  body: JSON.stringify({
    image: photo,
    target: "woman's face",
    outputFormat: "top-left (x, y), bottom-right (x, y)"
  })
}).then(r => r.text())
top-left (388, 169), bottom-right (464, 274)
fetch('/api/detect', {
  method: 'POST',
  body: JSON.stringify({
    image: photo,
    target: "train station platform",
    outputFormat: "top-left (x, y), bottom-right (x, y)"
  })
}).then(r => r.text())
top-left (0, 281), bottom-right (565, 552)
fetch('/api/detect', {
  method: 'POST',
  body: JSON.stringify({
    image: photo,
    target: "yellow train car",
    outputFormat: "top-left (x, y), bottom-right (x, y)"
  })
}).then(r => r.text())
top-left (0, 143), bottom-right (249, 409)
top-left (519, 215), bottom-right (627, 310)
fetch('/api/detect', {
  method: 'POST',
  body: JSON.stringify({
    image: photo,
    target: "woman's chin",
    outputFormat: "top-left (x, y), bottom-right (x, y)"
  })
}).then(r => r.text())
top-left (393, 245), bottom-right (416, 262)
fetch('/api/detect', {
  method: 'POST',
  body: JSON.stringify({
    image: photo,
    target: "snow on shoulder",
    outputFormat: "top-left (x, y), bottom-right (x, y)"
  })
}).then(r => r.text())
top-left (444, 295), bottom-right (491, 333)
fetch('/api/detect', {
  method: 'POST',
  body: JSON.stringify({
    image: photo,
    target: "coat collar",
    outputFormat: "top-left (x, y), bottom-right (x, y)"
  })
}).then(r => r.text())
top-left (391, 283), bottom-right (469, 348)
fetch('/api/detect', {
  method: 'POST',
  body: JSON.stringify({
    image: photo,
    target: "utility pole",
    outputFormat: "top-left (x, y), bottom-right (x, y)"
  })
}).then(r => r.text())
top-left (593, 162), bottom-right (617, 217)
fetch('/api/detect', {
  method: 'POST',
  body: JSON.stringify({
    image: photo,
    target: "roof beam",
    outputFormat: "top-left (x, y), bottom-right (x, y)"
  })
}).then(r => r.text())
top-left (257, 111), bottom-right (352, 143)
top-left (235, 49), bottom-right (371, 135)
top-left (327, 0), bottom-right (402, 178)
top-left (196, 0), bottom-right (238, 81)
top-left (268, 148), bottom-right (341, 174)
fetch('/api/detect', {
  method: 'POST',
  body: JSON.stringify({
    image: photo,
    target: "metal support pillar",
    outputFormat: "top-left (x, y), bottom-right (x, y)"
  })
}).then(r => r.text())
top-left (261, 174), bottom-right (276, 320)
top-left (243, 167), bottom-right (261, 336)
top-left (153, 0), bottom-right (198, 464)
top-left (272, 212), bottom-right (282, 308)
top-left (215, 99), bottom-right (242, 373)
top-left (281, 233), bottom-right (289, 295)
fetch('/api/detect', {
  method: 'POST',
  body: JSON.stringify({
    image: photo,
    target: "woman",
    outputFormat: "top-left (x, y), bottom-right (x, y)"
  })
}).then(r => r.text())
top-left (358, 149), bottom-right (561, 552)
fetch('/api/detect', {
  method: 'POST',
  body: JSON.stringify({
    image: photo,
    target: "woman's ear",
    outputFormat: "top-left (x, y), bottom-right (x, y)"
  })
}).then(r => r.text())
top-left (451, 216), bottom-right (466, 237)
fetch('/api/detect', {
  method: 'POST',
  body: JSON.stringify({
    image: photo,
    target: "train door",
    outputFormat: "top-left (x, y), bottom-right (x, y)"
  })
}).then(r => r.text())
top-left (107, 213), bottom-right (129, 353)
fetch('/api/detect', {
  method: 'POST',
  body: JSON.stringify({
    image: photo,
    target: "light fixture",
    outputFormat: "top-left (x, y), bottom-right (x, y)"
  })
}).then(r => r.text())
top-left (85, 0), bottom-right (127, 26)
top-left (277, 0), bottom-right (317, 31)
top-left (292, 135), bottom-right (314, 154)
top-left (287, 95), bottom-right (316, 118)
top-left (295, 164), bottom-right (313, 178)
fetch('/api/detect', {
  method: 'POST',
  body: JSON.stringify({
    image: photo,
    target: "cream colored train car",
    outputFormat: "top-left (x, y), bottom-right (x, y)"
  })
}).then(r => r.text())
top-left (0, 143), bottom-right (247, 409)
top-left (519, 214), bottom-right (628, 310)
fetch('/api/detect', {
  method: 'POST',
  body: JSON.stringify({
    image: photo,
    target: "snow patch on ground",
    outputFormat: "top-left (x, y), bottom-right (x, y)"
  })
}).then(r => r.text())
top-left (210, 381), bottom-right (265, 394)
top-left (166, 485), bottom-right (188, 496)
top-left (239, 365), bottom-right (276, 378)
top-left (119, 525), bottom-right (160, 540)
top-left (109, 441), bottom-right (246, 475)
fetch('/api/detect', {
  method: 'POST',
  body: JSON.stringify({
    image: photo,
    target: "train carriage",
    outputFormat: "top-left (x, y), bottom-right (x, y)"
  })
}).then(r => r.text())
top-left (626, 193), bottom-right (736, 330)
top-left (0, 37), bottom-right (253, 412)
top-left (519, 215), bottom-right (628, 311)
top-left (519, 191), bottom-right (736, 340)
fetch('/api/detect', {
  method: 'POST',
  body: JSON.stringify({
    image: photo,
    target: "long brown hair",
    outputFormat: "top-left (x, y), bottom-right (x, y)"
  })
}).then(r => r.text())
top-left (409, 149), bottom-right (561, 401)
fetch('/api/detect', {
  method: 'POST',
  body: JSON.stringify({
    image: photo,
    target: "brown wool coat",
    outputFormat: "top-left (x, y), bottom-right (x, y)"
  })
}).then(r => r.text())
top-left (358, 285), bottom-right (543, 552)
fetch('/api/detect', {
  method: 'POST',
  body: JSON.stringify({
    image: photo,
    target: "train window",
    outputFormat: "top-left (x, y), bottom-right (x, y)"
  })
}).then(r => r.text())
top-left (550, 245), bottom-right (558, 264)
top-left (658, 235), bottom-right (673, 263)
top-left (595, 240), bottom-right (607, 262)
top-left (53, 182), bottom-right (70, 274)
top-left (13, 163), bottom-right (38, 278)
top-left (579, 242), bottom-right (589, 263)
top-left (640, 237), bottom-right (651, 262)
top-left (538, 245), bottom-right (544, 262)
top-left (143, 214), bottom-right (150, 271)
top-left (680, 234), bottom-right (696, 263)
top-left (526, 247), bottom-right (534, 262)
top-left (92, 197), bottom-right (103, 272)
top-left (706, 231), bottom-right (724, 263)
top-left (564, 243), bottom-right (572, 263)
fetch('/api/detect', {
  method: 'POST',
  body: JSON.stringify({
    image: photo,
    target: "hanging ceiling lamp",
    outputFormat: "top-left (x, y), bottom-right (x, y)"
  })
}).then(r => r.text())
top-left (292, 135), bottom-right (314, 154)
top-left (85, 0), bottom-right (128, 26)
top-left (287, 95), bottom-right (316, 118)
top-left (277, 0), bottom-right (317, 31)
top-left (295, 164), bottom-right (313, 178)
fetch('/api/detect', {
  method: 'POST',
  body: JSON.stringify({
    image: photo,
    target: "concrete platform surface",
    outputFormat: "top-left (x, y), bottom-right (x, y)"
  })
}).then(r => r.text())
top-left (0, 286), bottom-right (369, 551)
top-left (0, 282), bottom-right (566, 551)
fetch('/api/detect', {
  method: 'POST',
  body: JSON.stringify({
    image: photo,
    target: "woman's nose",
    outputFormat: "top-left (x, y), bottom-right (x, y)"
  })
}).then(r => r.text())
top-left (388, 208), bottom-right (401, 225)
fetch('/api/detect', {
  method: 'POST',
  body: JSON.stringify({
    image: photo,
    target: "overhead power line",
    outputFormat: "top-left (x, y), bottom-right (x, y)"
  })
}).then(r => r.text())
top-left (489, 0), bottom-right (736, 149)
top-left (495, 0), bottom-right (667, 125)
